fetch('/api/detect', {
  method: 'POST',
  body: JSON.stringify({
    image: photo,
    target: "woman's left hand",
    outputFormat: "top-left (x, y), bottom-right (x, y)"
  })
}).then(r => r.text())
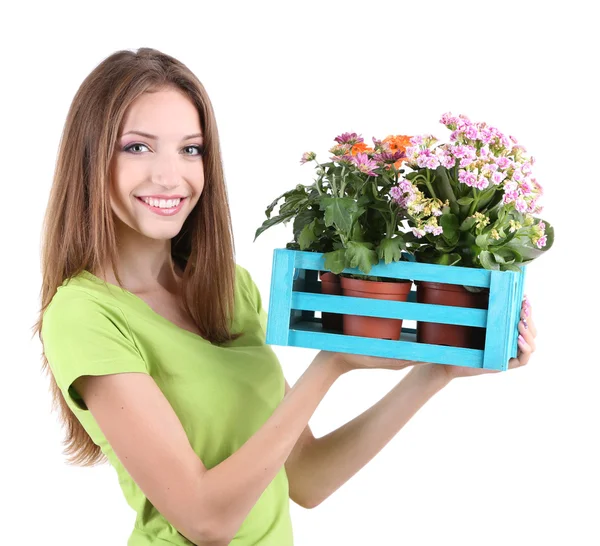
top-left (437, 295), bottom-right (537, 381)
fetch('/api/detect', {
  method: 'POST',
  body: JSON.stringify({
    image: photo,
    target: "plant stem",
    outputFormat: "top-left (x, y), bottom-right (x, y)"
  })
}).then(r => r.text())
top-left (339, 166), bottom-right (347, 197)
top-left (424, 169), bottom-right (437, 199)
top-left (468, 191), bottom-right (480, 216)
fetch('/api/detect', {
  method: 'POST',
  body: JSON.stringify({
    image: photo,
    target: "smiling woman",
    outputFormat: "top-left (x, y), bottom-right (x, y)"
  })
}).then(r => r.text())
top-left (33, 47), bottom-right (536, 546)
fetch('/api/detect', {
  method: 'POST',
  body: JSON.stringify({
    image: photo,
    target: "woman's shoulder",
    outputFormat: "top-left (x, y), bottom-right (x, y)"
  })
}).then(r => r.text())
top-left (43, 271), bottom-right (131, 332)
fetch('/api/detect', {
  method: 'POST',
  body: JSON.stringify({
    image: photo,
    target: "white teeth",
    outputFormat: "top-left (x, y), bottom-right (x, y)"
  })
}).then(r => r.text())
top-left (141, 197), bottom-right (182, 209)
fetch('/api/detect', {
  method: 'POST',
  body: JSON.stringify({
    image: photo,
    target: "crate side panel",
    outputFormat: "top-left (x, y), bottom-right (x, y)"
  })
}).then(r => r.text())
top-left (482, 270), bottom-right (515, 371)
top-left (265, 250), bottom-right (295, 346)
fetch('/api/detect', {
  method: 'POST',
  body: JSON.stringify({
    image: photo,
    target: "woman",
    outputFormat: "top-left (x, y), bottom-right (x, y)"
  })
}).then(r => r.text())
top-left (35, 48), bottom-right (536, 546)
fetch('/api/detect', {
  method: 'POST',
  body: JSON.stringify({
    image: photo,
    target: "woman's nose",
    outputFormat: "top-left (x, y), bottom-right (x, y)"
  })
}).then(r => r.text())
top-left (151, 154), bottom-right (180, 189)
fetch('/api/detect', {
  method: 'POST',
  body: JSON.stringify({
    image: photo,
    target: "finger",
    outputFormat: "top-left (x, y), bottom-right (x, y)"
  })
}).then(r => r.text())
top-left (514, 335), bottom-right (532, 368)
top-left (518, 321), bottom-right (536, 352)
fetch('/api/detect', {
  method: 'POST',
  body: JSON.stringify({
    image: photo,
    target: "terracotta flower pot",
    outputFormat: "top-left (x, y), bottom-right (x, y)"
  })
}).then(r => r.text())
top-left (416, 281), bottom-right (490, 349)
top-left (340, 276), bottom-right (412, 340)
top-left (318, 271), bottom-right (344, 333)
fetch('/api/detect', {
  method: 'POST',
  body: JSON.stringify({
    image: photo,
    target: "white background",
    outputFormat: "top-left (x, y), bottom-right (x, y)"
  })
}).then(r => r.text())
top-left (1, 1), bottom-right (597, 544)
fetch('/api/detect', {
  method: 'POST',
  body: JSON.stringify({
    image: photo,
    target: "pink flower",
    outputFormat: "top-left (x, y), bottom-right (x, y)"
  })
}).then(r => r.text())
top-left (536, 235), bottom-right (547, 248)
top-left (352, 152), bottom-right (379, 176)
top-left (436, 149), bottom-right (455, 168)
top-left (300, 151), bottom-right (316, 164)
top-left (440, 112), bottom-right (458, 126)
top-left (503, 190), bottom-right (518, 204)
top-left (373, 150), bottom-right (406, 164)
top-left (459, 170), bottom-right (477, 187)
top-left (465, 125), bottom-right (479, 140)
top-left (475, 176), bottom-right (489, 190)
top-left (496, 156), bottom-right (512, 170)
top-left (416, 149), bottom-right (440, 169)
top-left (331, 154), bottom-right (354, 166)
top-left (334, 132), bottom-right (363, 145)
top-left (515, 197), bottom-right (528, 213)
top-left (491, 171), bottom-right (506, 185)
top-left (520, 181), bottom-right (532, 194)
top-left (412, 228), bottom-right (426, 238)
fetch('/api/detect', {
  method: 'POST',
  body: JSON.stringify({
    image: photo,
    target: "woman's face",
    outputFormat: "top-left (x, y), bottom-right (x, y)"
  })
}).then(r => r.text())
top-left (110, 87), bottom-right (205, 241)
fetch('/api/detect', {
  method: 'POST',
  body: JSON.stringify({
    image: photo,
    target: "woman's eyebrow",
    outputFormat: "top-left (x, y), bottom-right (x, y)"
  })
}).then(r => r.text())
top-left (120, 130), bottom-right (203, 140)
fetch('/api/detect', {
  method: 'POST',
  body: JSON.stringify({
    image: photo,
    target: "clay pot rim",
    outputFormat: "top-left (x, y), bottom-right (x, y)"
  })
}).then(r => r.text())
top-left (415, 280), bottom-right (489, 294)
top-left (340, 275), bottom-right (412, 295)
top-left (319, 271), bottom-right (340, 282)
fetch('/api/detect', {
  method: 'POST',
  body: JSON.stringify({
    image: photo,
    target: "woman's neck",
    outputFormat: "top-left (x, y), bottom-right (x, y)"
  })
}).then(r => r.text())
top-left (94, 220), bottom-right (183, 295)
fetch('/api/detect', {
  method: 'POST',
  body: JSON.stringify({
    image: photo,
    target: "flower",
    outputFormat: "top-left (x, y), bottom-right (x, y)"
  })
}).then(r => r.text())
top-left (334, 132), bottom-right (363, 145)
top-left (352, 152), bottom-right (379, 176)
top-left (390, 112), bottom-right (553, 270)
top-left (351, 142), bottom-right (374, 156)
top-left (300, 151), bottom-right (316, 164)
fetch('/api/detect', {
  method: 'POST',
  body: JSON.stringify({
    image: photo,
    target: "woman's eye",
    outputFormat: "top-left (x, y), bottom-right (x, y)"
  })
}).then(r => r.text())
top-left (124, 143), bottom-right (149, 153)
top-left (183, 145), bottom-right (203, 156)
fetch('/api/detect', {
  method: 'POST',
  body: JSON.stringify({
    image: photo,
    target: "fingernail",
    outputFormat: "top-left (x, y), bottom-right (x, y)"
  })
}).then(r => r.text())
top-left (523, 319), bottom-right (528, 329)
top-left (518, 334), bottom-right (526, 344)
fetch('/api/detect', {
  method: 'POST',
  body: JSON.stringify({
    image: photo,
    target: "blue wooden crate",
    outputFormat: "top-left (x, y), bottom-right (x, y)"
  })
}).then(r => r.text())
top-left (265, 249), bottom-right (526, 371)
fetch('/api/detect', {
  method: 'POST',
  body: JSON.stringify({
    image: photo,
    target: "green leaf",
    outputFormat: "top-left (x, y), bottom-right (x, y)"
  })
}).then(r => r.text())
top-left (264, 191), bottom-right (289, 219)
top-left (434, 167), bottom-right (458, 212)
top-left (292, 209), bottom-right (321, 240)
top-left (435, 252), bottom-right (461, 266)
top-left (377, 237), bottom-right (404, 264)
top-left (323, 249), bottom-right (346, 274)
top-left (460, 217), bottom-right (477, 232)
top-left (476, 233), bottom-right (489, 250)
top-left (345, 241), bottom-right (379, 274)
top-left (320, 197), bottom-right (361, 234)
top-left (457, 196), bottom-right (474, 206)
top-left (254, 213), bottom-right (294, 240)
top-left (298, 219), bottom-right (318, 250)
top-left (492, 247), bottom-right (522, 264)
top-left (440, 213), bottom-right (460, 244)
top-left (479, 250), bottom-right (500, 270)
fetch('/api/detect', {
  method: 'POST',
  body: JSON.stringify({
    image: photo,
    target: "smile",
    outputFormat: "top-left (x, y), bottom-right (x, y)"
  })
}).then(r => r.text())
top-left (136, 196), bottom-right (187, 216)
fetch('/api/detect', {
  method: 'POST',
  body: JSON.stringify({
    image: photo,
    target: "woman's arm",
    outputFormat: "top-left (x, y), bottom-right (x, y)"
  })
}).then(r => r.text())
top-left (76, 350), bottom-right (342, 545)
top-left (285, 300), bottom-right (536, 508)
top-left (285, 364), bottom-right (449, 508)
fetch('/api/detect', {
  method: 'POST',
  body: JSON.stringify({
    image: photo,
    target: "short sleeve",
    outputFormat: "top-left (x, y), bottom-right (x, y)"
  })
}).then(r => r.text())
top-left (41, 293), bottom-right (149, 412)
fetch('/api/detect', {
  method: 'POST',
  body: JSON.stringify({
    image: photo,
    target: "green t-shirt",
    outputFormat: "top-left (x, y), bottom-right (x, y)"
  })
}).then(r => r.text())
top-left (41, 265), bottom-right (293, 545)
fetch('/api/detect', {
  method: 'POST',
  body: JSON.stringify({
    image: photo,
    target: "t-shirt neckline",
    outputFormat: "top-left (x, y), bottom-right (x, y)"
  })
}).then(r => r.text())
top-left (75, 270), bottom-right (212, 344)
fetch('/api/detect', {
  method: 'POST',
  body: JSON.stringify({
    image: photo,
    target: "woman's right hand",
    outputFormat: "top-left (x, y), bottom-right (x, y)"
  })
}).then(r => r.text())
top-left (320, 350), bottom-right (427, 376)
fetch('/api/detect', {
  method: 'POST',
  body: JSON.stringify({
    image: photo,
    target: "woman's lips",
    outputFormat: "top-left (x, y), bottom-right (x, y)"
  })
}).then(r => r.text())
top-left (136, 196), bottom-right (186, 216)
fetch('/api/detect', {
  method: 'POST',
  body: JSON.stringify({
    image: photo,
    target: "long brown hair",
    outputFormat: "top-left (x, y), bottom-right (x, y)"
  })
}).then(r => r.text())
top-left (33, 48), bottom-right (239, 467)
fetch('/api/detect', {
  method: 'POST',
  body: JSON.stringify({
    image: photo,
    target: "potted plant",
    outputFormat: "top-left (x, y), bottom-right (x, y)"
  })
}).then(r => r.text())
top-left (254, 132), bottom-right (414, 339)
top-left (389, 112), bottom-right (555, 348)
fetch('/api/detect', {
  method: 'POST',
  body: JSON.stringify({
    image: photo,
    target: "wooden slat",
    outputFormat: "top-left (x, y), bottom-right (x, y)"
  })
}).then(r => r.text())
top-left (482, 270), bottom-right (515, 370)
top-left (290, 249), bottom-right (492, 288)
top-left (289, 329), bottom-right (484, 368)
top-left (291, 292), bottom-right (488, 327)
top-left (265, 250), bottom-right (295, 345)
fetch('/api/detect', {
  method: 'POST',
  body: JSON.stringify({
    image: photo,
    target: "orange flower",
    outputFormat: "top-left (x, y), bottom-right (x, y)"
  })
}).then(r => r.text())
top-left (383, 135), bottom-right (412, 168)
top-left (383, 134), bottom-right (412, 152)
top-left (351, 142), bottom-right (374, 155)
